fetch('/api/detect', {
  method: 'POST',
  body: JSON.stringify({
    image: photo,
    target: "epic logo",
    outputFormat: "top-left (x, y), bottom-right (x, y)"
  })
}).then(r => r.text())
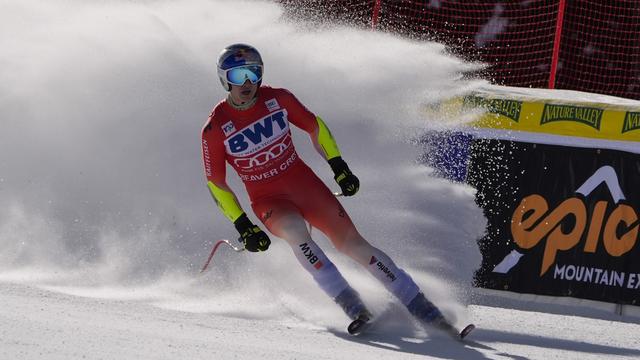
top-left (511, 166), bottom-right (638, 276)
top-left (299, 243), bottom-right (323, 269)
top-left (226, 111), bottom-right (288, 156)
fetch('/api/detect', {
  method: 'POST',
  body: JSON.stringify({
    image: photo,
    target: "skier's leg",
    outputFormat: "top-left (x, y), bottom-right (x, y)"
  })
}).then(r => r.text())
top-left (326, 223), bottom-right (447, 324)
top-left (331, 227), bottom-right (423, 308)
top-left (301, 186), bottom-right (446, 325)
top-left (252, 198), bottom-right (369, 320)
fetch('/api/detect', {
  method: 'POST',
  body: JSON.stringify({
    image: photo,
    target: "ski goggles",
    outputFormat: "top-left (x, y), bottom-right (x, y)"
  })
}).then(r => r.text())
top-left (224, 65), bottom-right (263, 86)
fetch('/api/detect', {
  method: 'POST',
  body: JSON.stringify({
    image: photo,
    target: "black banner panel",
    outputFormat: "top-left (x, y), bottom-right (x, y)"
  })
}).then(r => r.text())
top-left (469, 139), bottom-right (640, 305)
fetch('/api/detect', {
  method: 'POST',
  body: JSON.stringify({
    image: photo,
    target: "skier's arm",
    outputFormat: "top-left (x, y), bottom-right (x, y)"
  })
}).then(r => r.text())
top-left (201, 120), bottom-right (271, 252)
top-left (281, 90), bottom-right (360, 196)
top-left (201, 123), bottom-right (244, 223)
top-left (280, 90), bottom-right (341, 160)
top-left (313, 115), bottom-right (342, 160)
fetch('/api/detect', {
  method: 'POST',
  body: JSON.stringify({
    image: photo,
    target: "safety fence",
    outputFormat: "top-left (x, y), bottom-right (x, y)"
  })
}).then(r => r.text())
top-left (278, 0), bottom-right (640, 100)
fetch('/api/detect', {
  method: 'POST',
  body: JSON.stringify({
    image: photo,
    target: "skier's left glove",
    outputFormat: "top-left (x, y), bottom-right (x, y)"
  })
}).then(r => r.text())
top-left (328, 157), bottom-right (359, 196)
top-left (234, 213), bottom-right (271, 252)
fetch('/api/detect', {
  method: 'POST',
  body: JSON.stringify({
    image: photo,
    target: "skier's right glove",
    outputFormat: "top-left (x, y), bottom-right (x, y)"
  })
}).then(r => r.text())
top-left (234, 213), bottom-right (271, 252)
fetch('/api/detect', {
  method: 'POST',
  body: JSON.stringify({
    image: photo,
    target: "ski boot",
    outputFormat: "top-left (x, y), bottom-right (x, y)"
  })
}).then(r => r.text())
top-left (334, 287), bottom-right (372, 335)
top-left (347, 309), bottom-right (372, 335)
top-left (406, 292), bottom-right (475, 340)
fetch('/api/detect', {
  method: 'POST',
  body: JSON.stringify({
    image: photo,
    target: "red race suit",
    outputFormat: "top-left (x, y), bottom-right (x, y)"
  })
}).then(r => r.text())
top-left (201, 86), bottom-right (420, 305)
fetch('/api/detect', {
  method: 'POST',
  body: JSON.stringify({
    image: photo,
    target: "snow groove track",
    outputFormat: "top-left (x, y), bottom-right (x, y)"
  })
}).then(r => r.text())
top-left (1, 282), bottom-right (639, 360)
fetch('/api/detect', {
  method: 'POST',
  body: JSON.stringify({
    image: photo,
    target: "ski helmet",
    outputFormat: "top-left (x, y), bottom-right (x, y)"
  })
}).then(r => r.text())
top-left (217, 43), bottom-right (263, 91)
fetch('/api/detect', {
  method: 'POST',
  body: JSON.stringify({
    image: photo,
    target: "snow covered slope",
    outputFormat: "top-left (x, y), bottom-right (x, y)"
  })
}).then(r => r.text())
top-left (2, 282), bottom-right (640, 360)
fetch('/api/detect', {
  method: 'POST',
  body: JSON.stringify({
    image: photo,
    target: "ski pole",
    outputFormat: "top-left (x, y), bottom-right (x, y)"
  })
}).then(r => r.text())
top-left (202, 193), bottom-right (343, 270)
top-left (200, 238), bottom-right (245, 274)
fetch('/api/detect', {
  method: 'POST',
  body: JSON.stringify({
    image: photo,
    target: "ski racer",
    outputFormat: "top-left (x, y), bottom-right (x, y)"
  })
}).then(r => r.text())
top-left (201, 43), bottom-right (468, 336)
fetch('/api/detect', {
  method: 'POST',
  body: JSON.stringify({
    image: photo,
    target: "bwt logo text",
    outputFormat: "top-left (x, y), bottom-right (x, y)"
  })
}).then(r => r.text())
top-left (227, 111), bottom-right (288, 154)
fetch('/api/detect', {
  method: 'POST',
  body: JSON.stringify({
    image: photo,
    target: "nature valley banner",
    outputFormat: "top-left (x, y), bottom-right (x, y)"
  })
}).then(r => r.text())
top-left (469, 139), bottom-right (640, 306)
top-left (461, 94), bottom-right (640, 143)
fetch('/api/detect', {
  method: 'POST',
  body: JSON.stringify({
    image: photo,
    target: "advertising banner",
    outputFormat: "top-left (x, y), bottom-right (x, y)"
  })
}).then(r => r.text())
top-left (462, 91), bottom-right (640, 143)
top-left (469, 139), bottom-right (640, 305)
